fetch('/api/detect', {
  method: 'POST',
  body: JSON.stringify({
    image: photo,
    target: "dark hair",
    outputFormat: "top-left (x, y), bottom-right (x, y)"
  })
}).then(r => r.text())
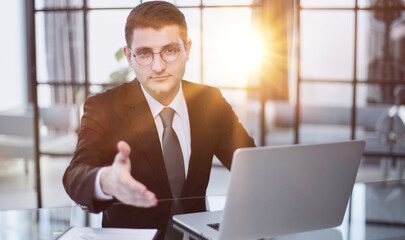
top-left (125, 1), bottom-right (188, 46)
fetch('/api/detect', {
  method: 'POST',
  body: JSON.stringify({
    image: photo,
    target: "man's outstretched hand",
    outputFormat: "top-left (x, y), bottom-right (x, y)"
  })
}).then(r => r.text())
top-left (100, 141), bottom-right (157, 207)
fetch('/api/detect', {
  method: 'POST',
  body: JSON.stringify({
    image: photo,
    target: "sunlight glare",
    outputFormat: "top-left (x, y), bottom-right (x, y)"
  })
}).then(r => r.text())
top-left (224, 33), bottom-right (264, 70)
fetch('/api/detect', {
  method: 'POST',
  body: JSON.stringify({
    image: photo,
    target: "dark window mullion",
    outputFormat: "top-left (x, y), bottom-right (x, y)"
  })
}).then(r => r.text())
top-left (28, 0), bottom-right (42, 208)
top-left (83, 0), bottom-right (89, 99)
top-left (200, 0), bottom-right (204, 84)
top-left (351, 3), bottom-right (358, 140)
top-left (295, 0), bottom-right (301, 144)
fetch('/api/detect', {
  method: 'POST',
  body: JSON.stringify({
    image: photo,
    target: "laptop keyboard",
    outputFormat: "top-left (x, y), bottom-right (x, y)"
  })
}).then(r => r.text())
top-left (207, 223), bottom-right (220, 231)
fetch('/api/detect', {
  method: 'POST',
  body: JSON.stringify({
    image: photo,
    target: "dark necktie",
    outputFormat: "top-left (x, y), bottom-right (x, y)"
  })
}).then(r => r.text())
top-left (160, 107), bottom-right (185, 198)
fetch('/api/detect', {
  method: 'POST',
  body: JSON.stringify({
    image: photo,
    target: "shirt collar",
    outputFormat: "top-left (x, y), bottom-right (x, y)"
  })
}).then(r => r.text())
top-left (140, 82), bottom-right (187, 120)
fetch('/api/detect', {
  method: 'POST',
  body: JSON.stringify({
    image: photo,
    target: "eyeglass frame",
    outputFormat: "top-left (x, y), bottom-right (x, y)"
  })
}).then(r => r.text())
top-left (127, 44), bottom-right (183, 66)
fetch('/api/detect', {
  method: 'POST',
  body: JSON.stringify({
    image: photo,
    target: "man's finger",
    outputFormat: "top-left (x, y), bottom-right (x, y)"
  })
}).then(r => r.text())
top-left (129, 190), bottom-right (157, 208)
top-left (120, 178), bottom-right (157, 207)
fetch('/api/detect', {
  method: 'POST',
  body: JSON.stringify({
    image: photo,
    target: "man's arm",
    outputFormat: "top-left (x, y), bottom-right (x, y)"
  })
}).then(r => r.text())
top-left (63, 95), bottom-right (156, 213)
top-left (212, 88), bottom-right (256, 169)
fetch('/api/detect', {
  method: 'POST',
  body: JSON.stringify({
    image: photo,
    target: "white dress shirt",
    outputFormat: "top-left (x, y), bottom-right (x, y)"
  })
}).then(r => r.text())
top-left (94, 83), bottom-right (191, 200)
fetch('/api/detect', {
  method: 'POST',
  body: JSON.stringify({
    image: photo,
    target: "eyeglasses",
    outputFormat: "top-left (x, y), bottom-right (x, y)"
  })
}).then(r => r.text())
top-left (128, 46), bottom-right (181, 66)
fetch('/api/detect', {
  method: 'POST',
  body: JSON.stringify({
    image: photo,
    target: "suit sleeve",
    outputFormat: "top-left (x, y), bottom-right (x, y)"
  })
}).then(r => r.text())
top-left (212, 88), bottom-right (256, 169)
top-left (63, 96), bottom-right (116, 213)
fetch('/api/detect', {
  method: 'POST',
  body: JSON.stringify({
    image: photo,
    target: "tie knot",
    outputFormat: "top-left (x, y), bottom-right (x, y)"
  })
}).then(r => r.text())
top-left (160, 107), bottom-right (175, 128)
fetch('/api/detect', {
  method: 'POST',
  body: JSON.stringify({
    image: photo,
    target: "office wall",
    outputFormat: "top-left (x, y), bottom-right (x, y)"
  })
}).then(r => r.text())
top-left (0, 1), bottom-right (26, 111)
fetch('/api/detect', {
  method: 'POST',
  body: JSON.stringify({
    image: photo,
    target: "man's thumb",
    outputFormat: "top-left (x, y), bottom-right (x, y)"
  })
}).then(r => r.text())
top-left (115, 141), bottom-right (131, 163)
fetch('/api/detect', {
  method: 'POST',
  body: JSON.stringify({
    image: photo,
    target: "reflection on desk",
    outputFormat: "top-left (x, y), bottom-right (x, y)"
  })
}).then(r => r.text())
top-left (1, 181), bottom-right (405, 240)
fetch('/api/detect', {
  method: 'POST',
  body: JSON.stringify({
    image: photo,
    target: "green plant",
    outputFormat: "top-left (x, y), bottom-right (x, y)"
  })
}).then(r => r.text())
top-left (109, 48), bottom-right (132, 83)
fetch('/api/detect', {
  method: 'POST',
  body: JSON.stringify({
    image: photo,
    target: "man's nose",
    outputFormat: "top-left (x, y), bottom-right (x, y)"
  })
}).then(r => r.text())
top-left (151, 53), bottom-right (166, 73)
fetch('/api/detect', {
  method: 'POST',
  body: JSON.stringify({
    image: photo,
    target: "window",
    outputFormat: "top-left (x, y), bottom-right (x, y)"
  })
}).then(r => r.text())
top-left (293, 0), bottom-right (405, 158)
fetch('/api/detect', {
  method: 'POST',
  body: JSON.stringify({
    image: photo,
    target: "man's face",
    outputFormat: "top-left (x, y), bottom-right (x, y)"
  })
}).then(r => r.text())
top-left (124, 24), bottom-right (191, 103)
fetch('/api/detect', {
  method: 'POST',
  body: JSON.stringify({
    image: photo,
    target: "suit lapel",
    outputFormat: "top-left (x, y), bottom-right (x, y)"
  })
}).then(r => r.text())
top-left (182, 81), bottom-right (208, 196)
top-left (124, 80), bottom-right (172, 198)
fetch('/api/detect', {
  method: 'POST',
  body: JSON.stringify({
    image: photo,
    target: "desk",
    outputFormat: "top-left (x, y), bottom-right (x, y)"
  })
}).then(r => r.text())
top-left (1, 180), bottom-right (405, 240)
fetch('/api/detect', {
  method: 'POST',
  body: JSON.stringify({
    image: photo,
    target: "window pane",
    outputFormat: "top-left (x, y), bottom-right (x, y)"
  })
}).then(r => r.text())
top-left (267, 101), bottom-right (295, 145)
top-left (89, 85), bottom-right (105, 96)
top-left (37, 85), bottom-right (85, 109)
top-left (301, 82), bottom-right (353, 106)
top-left (358, 0), bottom-right (405, 8)
top-left (142, 0), bottom-right (175, 4)
top-left (356, 11), bottom-right (405, 103)
top-left (220, 89), bottom-right (261, 145)
top-left (37, 84), bottom-right (82, 157)
top-left (203, 7), bottom-right (261, 88)
top-left (203, 0), bottom-right (253, 6)
top-left (36, 12), bottom-right (85, 84)
top-left (355, 83), bottom-right (391, 139)
top-left (300, 123), bottom-right (351, 144)
top-left (300, 10), bottom-right (355, 80)
top-left (143, 0), bottom-right (200, 6)
top-left (35, 0), bottom-right (83, 9)
top-left (301, 0), bottom-right (355, 8)
top-left (88, 0), bottom-right (139, 8)
top-left (40, 157), bottom-right (73, 208)
top-left (299, 83), bottom-right (353, 143)
top-left (88, 10), bottom-right (134, 84)
top-left (174, 0), bottom-right (201, 6)
top-left (181, 8), bottom-right (201, 84)
top-left (0, 0), bottom-right (26, 110)
top-left (356, 11), bottom-right (372, 82)
top-left (355, 84), bottom-right (405, 158)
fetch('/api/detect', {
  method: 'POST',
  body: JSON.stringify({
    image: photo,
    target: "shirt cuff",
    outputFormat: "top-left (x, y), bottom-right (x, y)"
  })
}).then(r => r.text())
top-left (94, 167), bottom-right (114, 201)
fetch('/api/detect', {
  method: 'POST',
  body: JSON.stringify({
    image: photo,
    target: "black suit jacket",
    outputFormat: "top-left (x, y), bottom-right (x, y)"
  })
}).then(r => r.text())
top-left (63, 79), bottom-right (255, 226)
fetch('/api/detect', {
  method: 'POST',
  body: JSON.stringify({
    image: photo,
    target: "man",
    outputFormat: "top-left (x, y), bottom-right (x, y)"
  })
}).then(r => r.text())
top-left (63, 0), bottom-right (255, 233)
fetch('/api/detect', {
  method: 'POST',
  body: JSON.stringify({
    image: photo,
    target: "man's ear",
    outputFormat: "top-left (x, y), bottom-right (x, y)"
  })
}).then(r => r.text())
top-left (123, 46), bottom-right (133, 65)
top-left (184, 39), bottom-right (192, 61)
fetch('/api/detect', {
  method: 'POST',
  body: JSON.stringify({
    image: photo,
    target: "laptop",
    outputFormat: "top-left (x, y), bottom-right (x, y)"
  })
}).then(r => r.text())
top-left (173, 140), bottom-right (365, 240)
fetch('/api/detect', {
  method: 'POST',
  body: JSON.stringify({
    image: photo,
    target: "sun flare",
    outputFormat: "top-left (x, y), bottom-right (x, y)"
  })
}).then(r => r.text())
top-left (224, 33), bottom-right (264, 70)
